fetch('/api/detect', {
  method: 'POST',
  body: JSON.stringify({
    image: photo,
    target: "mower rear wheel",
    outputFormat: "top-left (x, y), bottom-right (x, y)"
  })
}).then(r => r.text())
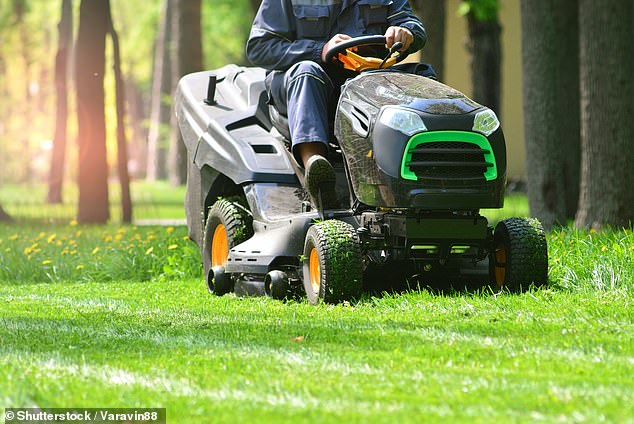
top-left (302, 220), bottom-right (363, 304)
top-left (203, 199), bottom-right (252, 295)
top-left (490, 218), bottom-right (548, 291)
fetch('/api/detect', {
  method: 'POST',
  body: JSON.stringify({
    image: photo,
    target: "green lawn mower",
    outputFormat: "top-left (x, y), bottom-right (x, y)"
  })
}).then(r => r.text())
top-left (175, 35), bottom-right (548, 304)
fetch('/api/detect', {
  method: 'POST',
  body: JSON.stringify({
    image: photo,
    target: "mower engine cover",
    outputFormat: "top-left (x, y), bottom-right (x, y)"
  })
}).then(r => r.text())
top-left (335, 71), bottom-right (507, 210)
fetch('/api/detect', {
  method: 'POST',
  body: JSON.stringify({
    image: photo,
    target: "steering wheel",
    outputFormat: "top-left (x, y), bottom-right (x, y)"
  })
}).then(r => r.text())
top-left (324, 35), bottom-right (409, 72)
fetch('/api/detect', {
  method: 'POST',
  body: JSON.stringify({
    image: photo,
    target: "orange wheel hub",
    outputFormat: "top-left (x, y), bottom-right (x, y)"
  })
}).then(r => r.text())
top-left (211, 224), bottom-right (229, 267)
top-left (309, 247), bottom-right (321, 295)
top-left (494, 244), bottom-right (507, 286)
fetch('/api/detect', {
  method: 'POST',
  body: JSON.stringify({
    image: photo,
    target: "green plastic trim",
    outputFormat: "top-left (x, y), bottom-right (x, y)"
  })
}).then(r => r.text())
top-left (400, 131), bottom-right (498, 182)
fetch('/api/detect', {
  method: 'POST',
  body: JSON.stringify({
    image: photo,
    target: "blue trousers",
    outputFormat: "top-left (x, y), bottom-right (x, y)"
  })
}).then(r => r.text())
top-left (266, 61), bottom-right (354, 161)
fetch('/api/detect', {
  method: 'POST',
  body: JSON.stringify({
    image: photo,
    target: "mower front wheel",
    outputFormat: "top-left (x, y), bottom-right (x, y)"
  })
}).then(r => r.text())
top-left (490, 217), bottom-right (548, 291)
top-left (202, 199), bottom-right (252, 295)
top-left (302, 220), bottom-right (363, 304)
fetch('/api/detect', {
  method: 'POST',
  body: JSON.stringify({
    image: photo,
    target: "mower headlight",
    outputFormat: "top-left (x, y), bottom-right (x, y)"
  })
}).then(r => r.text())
top-left (472, 109), bottom-right (500, 136)
top-left (379, 107), bottom-right (427, 136)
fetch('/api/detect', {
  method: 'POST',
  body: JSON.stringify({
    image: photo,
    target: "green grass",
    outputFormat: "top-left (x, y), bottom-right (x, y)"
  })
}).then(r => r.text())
top-left (1, 190), bottom-right (633, 423)
top-left (1, 222), bottom-right (633, 423)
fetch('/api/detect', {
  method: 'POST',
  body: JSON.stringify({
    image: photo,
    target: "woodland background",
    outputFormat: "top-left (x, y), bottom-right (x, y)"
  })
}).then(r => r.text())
top-left (0, 0), bottom-right (632, 229)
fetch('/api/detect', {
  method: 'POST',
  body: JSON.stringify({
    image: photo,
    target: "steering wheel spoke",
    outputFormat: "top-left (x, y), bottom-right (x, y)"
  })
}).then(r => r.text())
top-left (325, 35), bottom-right (408, 72)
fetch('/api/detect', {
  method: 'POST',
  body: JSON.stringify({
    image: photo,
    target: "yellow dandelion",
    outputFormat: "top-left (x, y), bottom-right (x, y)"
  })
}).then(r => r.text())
top-left (104, 235), bottom-right (113, 242)
top-left (147, 235), bottom-right (157, 241)
top-left (601, 245), bottom-right (608, 252)
top-left (42, 260), bottom-right (52, 265)
top-left (56, 240), bottom-right (62, 246)
top-left (115, 234), bottom-right (123, 241)
top-left (70, 220), bottom-right (78, 227)
top-left (24, 243), bottom-right (39, 255)
top-left (168, 244), bottom-right (178, 250)
top-left (145, 247), bottom-right (154, 255)
top-left (0, 239), bottom-right (3, 244)
top-left (75, 230), bottom-right (82, 238)
top-left (9, 234), bottom-right (18, 241)
top-left (47, 234), bottom-right (57, 243)
top-left (183, 236), bottom-right (189, 241)
top-left (117, 228), bottom-right (127, 234)
top-left (5, 248), bottom-right (11, 253)
top-left (70, 250), bottom-right (77, 255)
top-left (37, 232), bottom-right (46, 239)
top-left (76, 265), bottom-right (85, 270)
top-left (92, 247), bottom-right (100, 255)
top-left (166, 227), bottom-right (174, 234)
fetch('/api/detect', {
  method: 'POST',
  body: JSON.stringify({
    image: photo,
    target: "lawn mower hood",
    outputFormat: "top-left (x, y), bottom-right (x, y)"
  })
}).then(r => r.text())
top-left (335, 71), bottom-right (507, 210)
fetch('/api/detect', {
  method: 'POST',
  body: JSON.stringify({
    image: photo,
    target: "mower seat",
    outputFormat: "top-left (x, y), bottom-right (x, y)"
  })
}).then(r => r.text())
top-left (268, 105), bottom-right (292, 142)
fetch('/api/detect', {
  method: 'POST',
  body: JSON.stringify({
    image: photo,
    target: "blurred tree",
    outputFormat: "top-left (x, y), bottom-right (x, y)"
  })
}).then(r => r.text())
top-left (459, 0), bottom-right (501, 115)
top-left (170, 0), bottom-right (202, 186)
top-left (147, 0), bottom-right (173, 181)
top-left (0, 203), bottom-right (11, 221)
top-left (575, 0), bottom-right (634, 228)
top-left (410, 0), bottom-right (445, 81)
top-left (249, 0), bottom-right (260, 14)
top-left (75, 0), bottom-right (110, 223)
top-left (47, 0), bottom-right (72, 204)
top-left (107, 1), bottom-right (132, 223)
top-left (521, 0), bottom-right (579, 229)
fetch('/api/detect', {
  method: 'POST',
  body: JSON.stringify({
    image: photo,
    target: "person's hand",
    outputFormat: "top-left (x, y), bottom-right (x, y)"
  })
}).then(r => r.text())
top-left (321, 34), bottom-right (352, 63)
top-left (384, 26), bottom-right (413, 51)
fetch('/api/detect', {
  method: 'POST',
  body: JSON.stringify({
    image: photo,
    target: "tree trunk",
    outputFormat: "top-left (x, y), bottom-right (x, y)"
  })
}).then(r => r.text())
top-left (125, 77), bottom-right (149, 178)
top-left (14, 0), bottom-right (33, 184)
top-left (521, 0), bottom-right (579, 229)
top-left (575, 0), bottom-right (634, 229)
top-left (170, 0), bottom-right (203, 186)
top-left (465, 9), bottom-right (502, 115)
top-left (107, 3), bottom-right (132, 223)
top-left (147, 0), bottom-right (173, 181)
top-left (48, 0), bottom-right (73, 204)
top-left (249, 0), bottom-right (261, 14)
top-left (0, 203), bottom-right (12, 222)
top-left (75, 0), bottom-right (110, 224)
top-left (410, 0), bottom-right (445, 81)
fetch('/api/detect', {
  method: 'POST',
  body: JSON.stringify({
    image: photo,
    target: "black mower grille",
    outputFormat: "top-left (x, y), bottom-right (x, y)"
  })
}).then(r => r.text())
top-left (407, 142), bottom-right (492, 186)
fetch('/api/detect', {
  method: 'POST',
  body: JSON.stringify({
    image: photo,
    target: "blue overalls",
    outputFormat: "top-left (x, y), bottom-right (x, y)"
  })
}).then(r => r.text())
top-left (246, 0), bottom-right (427, 161)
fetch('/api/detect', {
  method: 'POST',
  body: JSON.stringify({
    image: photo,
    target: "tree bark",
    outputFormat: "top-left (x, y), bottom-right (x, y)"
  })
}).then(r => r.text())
top-left (147, 0), bottom-right (173, 181)
top-left (107, 2), bottom-right (132, 223)
top-left (48, 0), bottom-right (73, 204)
top-left (410, 0), bottom-right (445, 81)
top-left (465, 8), bottom-right (502, 115)
top-left (170, 0), bottom-right (203, 186)
top-left (521, 0), bottom-right (579, 229)
top-left (575, 0), bottom-right (634, 229)
top-left (75, 0), bottom-right (110, 223)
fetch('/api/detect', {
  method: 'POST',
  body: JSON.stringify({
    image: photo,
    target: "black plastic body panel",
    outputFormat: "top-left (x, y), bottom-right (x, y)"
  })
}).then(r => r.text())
top-left (335, 71), bottom-right (506, 210)
top-left (175, 67), bottom-right (297, 185)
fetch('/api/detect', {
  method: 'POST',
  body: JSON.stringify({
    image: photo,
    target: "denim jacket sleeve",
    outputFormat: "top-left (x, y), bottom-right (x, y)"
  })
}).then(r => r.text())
top-left (246, 0), bottom-right (326, 71)
top-left (387, 0), bottom-right (427, 54)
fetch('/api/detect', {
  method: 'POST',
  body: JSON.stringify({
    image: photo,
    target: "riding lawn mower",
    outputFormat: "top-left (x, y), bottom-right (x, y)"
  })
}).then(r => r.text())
top-left (174, 35), bottom-right (548, 304)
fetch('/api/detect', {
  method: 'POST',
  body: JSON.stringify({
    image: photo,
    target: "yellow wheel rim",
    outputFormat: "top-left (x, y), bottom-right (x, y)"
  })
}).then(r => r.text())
top-left (309, 247), bottom-right (321, 295)
top-left (211, 224), bottom-right (229, 267)
top-left (494, 244), bottom-right (507, 286)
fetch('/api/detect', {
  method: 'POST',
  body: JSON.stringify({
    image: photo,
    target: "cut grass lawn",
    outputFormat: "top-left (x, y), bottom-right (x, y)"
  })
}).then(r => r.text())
top-left (1, 206), bottom-right (633, 422)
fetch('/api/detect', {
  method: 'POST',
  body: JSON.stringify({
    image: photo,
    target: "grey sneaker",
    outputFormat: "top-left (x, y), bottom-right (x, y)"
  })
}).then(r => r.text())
top-left (304, 155), bottom-right (339, 210)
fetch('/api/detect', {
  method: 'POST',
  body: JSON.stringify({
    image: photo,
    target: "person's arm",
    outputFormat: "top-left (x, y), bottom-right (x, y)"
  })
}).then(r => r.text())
top-left (246, 0), bottom-right (326, 71)
top-left (386, 0), bottom-right (427, 53)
